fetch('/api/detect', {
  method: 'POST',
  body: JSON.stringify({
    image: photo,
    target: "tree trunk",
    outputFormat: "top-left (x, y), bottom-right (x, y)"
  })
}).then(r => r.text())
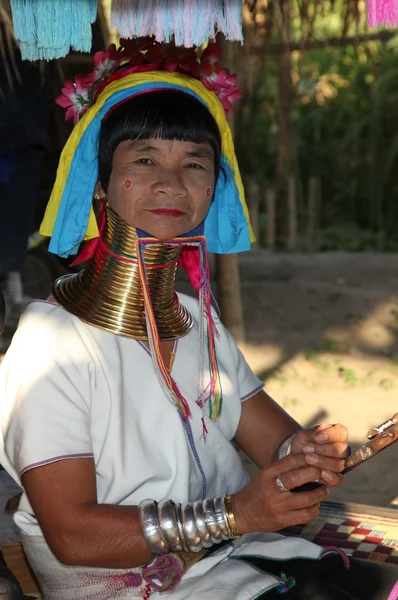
top-left (274, 0), bottom-right (294, 246)
top-left (215, 36), bottom-right (245, 342)
top-left (276, 0), bottom-right (293, 187)
top-left (265, 187), bottom-right (276, 250)
top-left (306, 177), bottom-right (321, 252)
top-left (216, 254), bottom-right (245, 341)
top-left (287, 174), bottom-right (297, 250)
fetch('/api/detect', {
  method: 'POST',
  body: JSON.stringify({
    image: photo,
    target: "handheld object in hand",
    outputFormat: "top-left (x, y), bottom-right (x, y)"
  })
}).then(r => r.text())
top-left (293, 414), bottom-right (398, 493)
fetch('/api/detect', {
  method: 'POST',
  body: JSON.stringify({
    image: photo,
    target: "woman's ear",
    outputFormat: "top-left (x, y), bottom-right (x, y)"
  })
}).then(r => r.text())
top-left (94, 181), bottom-right (106, 201)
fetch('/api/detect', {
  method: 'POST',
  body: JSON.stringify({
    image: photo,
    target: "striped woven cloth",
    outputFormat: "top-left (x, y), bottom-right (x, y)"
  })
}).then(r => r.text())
top-left (282, 501), bottom-right (398, 565)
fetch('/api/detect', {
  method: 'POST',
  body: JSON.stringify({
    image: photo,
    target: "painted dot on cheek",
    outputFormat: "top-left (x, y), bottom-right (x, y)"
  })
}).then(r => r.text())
top-left (123, 179), bottom-right (133, 189)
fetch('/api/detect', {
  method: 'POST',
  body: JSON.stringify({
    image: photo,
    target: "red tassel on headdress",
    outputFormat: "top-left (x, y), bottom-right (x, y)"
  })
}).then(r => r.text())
top-left (70, 203), bottom-right (106, 266)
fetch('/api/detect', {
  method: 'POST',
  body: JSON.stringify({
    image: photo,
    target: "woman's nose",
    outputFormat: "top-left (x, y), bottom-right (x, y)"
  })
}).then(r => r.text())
top-left (152, 168), bottom-right (186, 197)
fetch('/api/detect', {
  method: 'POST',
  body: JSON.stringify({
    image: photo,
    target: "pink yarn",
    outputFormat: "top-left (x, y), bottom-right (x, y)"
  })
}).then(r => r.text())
top-left (178, 246), bottom-right (202, 290)
top-left (387, 580), bottom-right (398, 600)
top-left (367, 0), bottom-right (398, 26)
top-left (321, 546), bottom-right (350, 569)
top-left (142, 554), bottom-right (184, 593)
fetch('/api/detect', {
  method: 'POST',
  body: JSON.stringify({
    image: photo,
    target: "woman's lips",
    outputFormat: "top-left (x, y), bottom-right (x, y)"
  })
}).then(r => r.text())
top-left (150, 208), bottom-right (185, 217)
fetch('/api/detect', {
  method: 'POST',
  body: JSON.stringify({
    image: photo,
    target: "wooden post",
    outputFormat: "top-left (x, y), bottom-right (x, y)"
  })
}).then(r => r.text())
top-left (287, 174), bottom-right (297, 250)
top-left (215, 36), bottom-right (245, 342)
top-left (247, 177), bottom-right (260, 247)
top-left (265, 188), bottom-right (276, 250)
top-left (216, 255), bottom-right (245, 341)
top-left (306, 177), bottom-right (321, 251)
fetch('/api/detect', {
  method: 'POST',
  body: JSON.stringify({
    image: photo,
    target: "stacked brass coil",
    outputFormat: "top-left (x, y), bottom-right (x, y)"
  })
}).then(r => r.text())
top-left (53, 206), bottom-right (193, 340)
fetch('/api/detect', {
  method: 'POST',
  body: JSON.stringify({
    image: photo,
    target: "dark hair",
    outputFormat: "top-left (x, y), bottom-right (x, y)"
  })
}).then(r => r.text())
top-left (98, 90), bottom-right (222, 192)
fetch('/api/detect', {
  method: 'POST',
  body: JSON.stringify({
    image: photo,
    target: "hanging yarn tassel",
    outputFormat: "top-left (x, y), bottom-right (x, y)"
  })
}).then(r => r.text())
top-left (10, 0), bottom-right (97, 61)
top-left (136, 235), bottom-right (222, 425)
top-left (137, 238), bottom-right (192, 421)
top-left (111, 0), bottom-right (243, 47)
top-left (367, 0), bottom-right (398, 26)
top-left (218, 0), bottom-right (244, 42)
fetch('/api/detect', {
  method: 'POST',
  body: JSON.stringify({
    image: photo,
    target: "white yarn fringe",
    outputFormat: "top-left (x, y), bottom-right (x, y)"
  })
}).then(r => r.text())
top-left (111, 0), bottom-right (243, 47)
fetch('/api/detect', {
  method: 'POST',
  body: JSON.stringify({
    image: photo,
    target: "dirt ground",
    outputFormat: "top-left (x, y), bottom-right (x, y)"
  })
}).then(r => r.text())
top-left (1, 251), bottom-right (397, 508)
top-left (237, 251), bottom-right (398, 508)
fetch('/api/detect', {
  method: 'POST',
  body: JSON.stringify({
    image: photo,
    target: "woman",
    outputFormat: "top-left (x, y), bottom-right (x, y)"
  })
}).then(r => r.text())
top-left (0, 40), bottom-right (396, 600)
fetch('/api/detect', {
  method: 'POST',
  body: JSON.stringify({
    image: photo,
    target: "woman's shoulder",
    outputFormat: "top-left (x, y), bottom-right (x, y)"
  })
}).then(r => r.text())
top-left (17, 299), bottom-right (81, 335)
top-left (7, 299), bottom-right (89, 358)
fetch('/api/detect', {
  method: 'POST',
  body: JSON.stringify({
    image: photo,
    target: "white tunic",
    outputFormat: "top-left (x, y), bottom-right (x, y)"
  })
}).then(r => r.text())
top-left (0, 295), bottom-right (330, 600)
top-left (0, 294), bottom-right (263, 533)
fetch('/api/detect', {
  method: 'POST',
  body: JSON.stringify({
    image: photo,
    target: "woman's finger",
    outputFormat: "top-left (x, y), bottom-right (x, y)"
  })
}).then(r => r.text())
top-left (320, 470), bottom-right (344, 487)
top-left (313, 423), bottom-right (348, 444)
top-left (302, 442), bottom-right (349, 458)
top-left (305, 452), bottom-right (345, 474)
top-left (285, 484), bottom-right (329, 510)
top-left (305, 454), bottom-right (345, 473)
top-left (304, 452), bottom-right (346, 473)
top-left (275, 465), bottom-right (322, 491)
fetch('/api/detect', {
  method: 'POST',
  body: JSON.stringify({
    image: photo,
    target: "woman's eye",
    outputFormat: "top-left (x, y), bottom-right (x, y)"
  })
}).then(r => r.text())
top-left (186, 163), bottom-right (204, 169)
top-left (135, 158), bottom-right (153, 165)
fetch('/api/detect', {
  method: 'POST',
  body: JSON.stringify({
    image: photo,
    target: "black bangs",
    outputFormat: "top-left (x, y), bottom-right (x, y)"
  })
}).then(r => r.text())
top-left (98, 90), bottom-right (222, 192)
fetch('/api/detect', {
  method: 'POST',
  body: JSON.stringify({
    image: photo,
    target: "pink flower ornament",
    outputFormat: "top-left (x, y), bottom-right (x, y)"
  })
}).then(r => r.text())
top-left (55, 40), bottom-right (242, 123)
top-left (55, 74), bottom-right (93, 124)
top-left (201, 67), bottom-right (243, 114)
top-left (200, 43), bottom-right (221, 76)
top-left (164, 47), bottom-right (200, 77)
top-left (92, 45), bottom-right (122, 82)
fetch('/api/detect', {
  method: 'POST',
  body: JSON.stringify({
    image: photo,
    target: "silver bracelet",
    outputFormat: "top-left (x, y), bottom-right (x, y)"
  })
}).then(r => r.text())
top-left (277, 432), bottom-right (296, 460)
top-left (181, 503), bottom-right (202, 553)
top-left (138, 496), bottom-right (235, 555)
top-left (137, 500), bottom-right (169, 556)
top-left (158, 499), bottom-right (183, 552)
top-left (176, 502), bottom-right (190, 552)
top-left (203, 498), bottom-right (223, 544)
top-left (213, 497), bottom-right (232, 541)
top-left (192, 500), bottom-right (213, 548)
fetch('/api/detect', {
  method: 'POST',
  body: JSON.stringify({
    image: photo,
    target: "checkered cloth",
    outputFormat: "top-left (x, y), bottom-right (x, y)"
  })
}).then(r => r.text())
top-left (282, 501), bottom-right (398, 565)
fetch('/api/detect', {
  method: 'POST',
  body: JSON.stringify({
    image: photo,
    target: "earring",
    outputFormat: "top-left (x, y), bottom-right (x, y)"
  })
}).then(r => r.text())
top-left (206, 187), bottom-right (212, 198)
top-left (124, 179), bottom-right (133, 189)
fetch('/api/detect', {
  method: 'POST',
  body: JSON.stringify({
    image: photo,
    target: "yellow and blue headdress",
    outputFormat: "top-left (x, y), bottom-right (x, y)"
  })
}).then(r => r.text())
top-left (40, 40), bottom-right (254, 258)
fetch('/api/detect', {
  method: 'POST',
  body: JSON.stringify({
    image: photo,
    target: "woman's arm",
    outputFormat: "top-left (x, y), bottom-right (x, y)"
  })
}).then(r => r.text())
top-left (22, 458), bottom-right (153, 569)
top-left (234, 389), bottom-right (301, 468)
top-left (24, 450), bottom-right (333, 565)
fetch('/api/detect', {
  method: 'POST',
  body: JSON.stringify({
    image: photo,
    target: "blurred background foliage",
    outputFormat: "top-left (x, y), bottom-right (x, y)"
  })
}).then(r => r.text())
top-left (238, 0), bottom-right (398, 250)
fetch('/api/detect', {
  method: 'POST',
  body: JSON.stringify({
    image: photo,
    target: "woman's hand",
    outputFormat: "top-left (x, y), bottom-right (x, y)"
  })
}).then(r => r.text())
top-left (231, 453), bottom-right (330, 535)
top-left (291, 422), bottom-right (349, 487)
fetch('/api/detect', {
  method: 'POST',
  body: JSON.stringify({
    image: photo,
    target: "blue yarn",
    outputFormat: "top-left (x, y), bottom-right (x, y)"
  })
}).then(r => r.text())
top-left (48, 82), bottom-right (251, 258)
top-left (10, 0), bottom-right (97, 61)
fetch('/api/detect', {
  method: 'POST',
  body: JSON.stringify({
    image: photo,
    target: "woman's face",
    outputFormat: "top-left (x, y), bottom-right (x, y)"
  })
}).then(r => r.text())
top-left (106, 138), bottom-right (216, 239)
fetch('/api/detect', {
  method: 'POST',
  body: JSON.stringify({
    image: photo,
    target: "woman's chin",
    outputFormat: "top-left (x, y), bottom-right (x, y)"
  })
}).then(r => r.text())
top-left (134, 222), bottom-right (197, 240)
